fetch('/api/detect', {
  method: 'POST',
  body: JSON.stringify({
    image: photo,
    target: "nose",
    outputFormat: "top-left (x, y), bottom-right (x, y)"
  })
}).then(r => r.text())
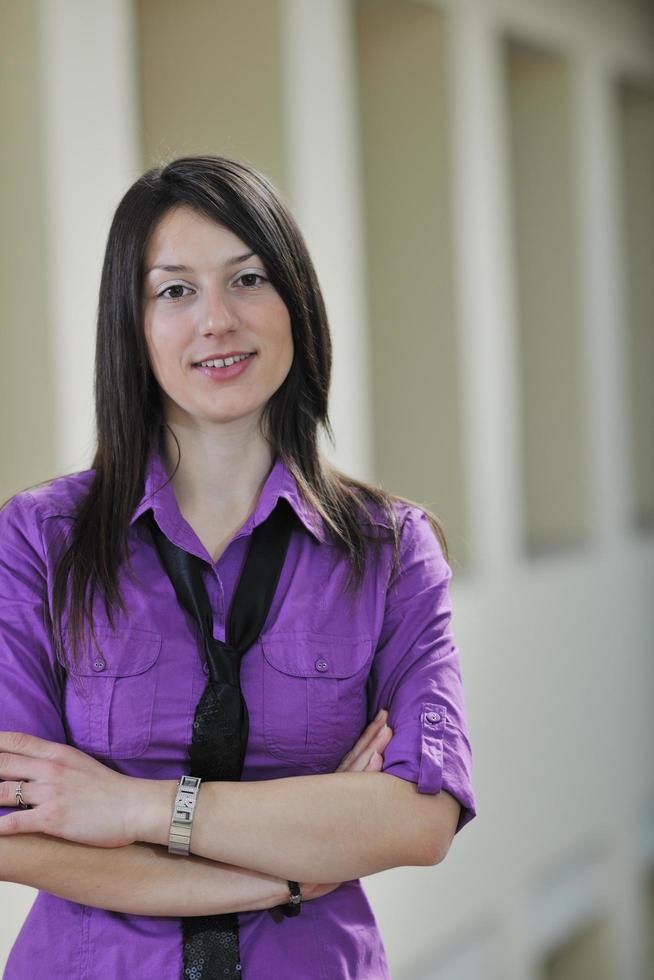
top-left (199, 281), bottom-right (238, 334)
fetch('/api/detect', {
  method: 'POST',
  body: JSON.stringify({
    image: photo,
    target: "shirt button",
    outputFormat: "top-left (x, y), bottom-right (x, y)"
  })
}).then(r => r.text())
top-left (92, 659), bottom-right (106, 672)
top-left (426, 711), bottom-right (441, 724)
top-left (315, 659), bottom-right (329, 672)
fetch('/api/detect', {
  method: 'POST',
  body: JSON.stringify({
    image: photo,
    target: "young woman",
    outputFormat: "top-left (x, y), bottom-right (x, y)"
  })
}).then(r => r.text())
top-left (0, 155), bottom-right (476, 979)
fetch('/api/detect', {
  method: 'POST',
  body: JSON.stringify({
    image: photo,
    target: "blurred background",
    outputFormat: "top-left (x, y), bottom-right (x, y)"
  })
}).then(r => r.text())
top-left (1, 0), bottom-right (653, 977)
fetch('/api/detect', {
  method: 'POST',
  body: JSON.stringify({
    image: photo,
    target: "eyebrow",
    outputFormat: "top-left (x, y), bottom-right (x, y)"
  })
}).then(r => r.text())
top-left (145, 252), bottom-right (257, 276)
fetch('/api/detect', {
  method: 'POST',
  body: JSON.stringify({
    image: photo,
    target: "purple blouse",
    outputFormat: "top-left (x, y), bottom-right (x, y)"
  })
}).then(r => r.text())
top-left (0, 446), bottom-right (476, 979)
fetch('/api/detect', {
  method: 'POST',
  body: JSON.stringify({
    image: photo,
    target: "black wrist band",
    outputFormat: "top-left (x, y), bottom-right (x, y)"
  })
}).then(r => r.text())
top-left (278, 879), bottom-right (302, 917)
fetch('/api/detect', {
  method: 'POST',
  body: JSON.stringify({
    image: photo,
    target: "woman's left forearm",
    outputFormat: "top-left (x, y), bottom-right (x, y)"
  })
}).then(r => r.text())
top-left (0, 833), bottom-right (291, 917)
top-left (136, 771), bottom-right (432, 882)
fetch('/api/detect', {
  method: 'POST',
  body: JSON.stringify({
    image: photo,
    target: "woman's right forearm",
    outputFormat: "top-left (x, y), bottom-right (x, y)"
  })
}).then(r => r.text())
top-left (0, 833), bottom-right (289, 917)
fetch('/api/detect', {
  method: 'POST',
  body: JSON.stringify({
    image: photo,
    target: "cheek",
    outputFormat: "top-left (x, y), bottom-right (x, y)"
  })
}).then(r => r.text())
top-left (275, 312), bottom-right (293, 362)
top-left (282, 328), bottom-right (293, 359)
top-left (145, 319), bottom-right (181, 377)
top-left (144, 314), bottom-right (160, 359)
top-left (270, 328), bottom-right (294, 381)
top-left (144, 336), bottom-right (165, 387)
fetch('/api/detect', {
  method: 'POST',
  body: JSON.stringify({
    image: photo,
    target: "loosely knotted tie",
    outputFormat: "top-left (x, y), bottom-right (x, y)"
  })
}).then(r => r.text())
top-left (143, 499), bottom-right (295, 980)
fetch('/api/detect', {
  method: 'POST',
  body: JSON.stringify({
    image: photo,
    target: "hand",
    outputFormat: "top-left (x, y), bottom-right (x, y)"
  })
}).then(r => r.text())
top-left (335, 708), bottom-right (393, 774)
top-left (0, 731), bottom-right (161, 848)
top-left (299, 709), bottom-right (394, 902)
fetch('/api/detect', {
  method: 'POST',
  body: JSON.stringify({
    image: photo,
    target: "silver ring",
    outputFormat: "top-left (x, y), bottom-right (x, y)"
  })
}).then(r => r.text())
top-left (15, 781), bottom-right (31, 809)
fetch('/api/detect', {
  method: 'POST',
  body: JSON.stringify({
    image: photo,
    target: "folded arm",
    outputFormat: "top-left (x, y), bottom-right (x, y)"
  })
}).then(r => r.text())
top-left (136, 770), bottom-right (457, 883)
top-left (136, 502), bottom-right (478, 885)
top-left (0, 832), bottom-right (290, 917)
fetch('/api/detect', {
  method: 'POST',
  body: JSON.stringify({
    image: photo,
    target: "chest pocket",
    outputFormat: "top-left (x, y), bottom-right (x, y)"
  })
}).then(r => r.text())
top-left (63, 626), bottom-right (162, 759)
top-left (260, 631), bottom-right (373, 768)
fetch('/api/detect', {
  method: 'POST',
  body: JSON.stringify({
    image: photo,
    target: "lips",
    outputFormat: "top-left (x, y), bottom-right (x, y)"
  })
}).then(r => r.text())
top-left (193, 351), bottom-right (255, 364)
top-left (192, 352), bottom-right (257, 381)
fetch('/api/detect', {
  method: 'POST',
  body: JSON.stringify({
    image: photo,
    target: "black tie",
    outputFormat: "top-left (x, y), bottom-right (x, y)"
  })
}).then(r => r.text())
top-left (143, 498), bottom-right (296, 980)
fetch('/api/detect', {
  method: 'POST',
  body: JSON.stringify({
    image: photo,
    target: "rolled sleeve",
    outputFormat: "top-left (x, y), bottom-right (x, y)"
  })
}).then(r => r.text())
top-left (368, 506), bottom-right (477, 835)
top-left (0, 491), bottom-right (67, 818)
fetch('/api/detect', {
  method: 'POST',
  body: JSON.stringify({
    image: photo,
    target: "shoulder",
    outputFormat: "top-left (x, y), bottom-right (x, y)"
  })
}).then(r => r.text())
top-left (351, 486), bottom-right (450, 587)
top-left (360, 492), bottom-right (445, 556)
top-left (0, 468), bottom-right (95, 543)
top-left (380, 498), bottom-right (452, 596)
top-left (24, 467), bottom-right (95, 519)
top-left (349, 487), bottom-right (411, 533)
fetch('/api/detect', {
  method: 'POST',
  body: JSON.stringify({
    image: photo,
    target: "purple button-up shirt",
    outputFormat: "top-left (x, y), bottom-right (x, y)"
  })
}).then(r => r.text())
top-left (0, 446), bottom-right (476, 979)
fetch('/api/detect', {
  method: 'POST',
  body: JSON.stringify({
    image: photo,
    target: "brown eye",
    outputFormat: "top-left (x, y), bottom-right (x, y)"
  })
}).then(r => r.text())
top-left (235, 273), bottom-right (267, 289)
top-left (156, 284), bottom-right (192, 301)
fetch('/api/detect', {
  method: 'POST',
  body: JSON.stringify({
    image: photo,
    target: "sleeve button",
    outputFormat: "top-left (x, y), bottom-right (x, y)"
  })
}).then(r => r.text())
top-left (315, 659), bottom-right (329, 672)
top-left (92, 659), bottom-right (106, 672)
top-left (426, 711), bottom-right (441, 723)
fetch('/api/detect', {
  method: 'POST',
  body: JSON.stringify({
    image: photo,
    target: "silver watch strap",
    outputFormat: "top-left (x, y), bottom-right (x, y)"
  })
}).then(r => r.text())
top-left (168, 775), bottom-right (202, 855)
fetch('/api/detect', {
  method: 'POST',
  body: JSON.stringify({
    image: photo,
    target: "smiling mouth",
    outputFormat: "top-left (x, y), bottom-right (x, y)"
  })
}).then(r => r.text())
top-left (193, 352), bottom-right (257, 368)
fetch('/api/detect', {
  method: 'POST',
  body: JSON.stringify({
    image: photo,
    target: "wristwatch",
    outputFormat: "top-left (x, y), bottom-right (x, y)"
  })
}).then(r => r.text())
top-left (278, 880), bottom-right (302, 917)
top-left (168, 775), bottom-right (202, 855)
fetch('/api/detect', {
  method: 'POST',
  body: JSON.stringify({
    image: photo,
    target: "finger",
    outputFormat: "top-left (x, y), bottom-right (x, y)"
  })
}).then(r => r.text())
top-left (363, 722), bottom-right (393, 755)
top-left (365, 722), bottom-right (393, 765)
top-left (0, 732), bottom-right (88, 768)
top-left (364, 750), bottom-right (382, 771)
top-left (373, 724), bottom-right (393, 751)
top-left (341, 726), bottom-right (392, 773)
top-left (0, 732), bottom-right (60, 757)
top-left (0, 753), bottom-right (50, 781)
top-left (0, 808), bottom-right (41, 835)
top-left (338, 710), bottom-right (388, 769)
top-left (0, 779), bottom-right (40, 808)
top-left (342, 749), bottom-right (373, 772)
top-left (336, 720), bottom-right (392, 773)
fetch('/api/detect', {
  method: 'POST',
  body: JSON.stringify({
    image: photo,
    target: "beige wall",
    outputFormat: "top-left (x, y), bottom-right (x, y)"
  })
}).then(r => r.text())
top-left (505, 41), bottom-right (590, 554)
top-left (354, 0), bottom-right (468, 568)
top-left (618, 79), bottom-right (654, 530)
top-left (1, 1), bottom-right (654, 978)
top-left (137, 0), bottom-right (286, 188)
top-left (0, 0), bottom-right (56, 500)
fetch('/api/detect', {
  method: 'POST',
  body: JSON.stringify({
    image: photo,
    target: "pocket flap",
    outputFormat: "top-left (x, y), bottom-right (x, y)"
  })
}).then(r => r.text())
top-left (261, 631), bottom-right (372, 678)
top-left (66, 626), bottom-right (162, 677)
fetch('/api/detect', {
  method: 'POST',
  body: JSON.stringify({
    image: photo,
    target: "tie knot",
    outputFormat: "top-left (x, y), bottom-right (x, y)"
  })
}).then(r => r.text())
top-left (204, 636), bottom-right (242, 686)
top-left (209, 637), bottom-right (240, 657)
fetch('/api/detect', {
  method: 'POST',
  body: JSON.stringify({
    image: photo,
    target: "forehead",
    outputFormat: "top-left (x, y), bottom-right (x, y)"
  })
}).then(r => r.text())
top-left (144, 206), bottom-right (251, 266)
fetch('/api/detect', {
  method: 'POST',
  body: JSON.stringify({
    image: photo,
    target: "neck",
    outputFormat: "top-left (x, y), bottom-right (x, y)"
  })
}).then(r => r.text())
top-left (159, 413), bottom-right (276, 519)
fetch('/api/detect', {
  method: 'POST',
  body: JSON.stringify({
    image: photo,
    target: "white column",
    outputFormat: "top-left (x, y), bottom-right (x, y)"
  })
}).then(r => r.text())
top-left (446, 0), bottom-right (523, 575)
top-left (279, 0), bottom-right (374, 479)
top-left (37, 0), bottom-right (142, 473)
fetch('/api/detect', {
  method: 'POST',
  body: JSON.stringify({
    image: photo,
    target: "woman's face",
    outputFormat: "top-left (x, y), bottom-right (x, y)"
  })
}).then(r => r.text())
top-left (142, 205), bottom-right (293, 433)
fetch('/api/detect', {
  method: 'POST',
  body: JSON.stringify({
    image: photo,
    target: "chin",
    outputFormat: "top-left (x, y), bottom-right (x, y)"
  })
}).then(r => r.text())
top-left (198, 403), bottom-right (266, 426)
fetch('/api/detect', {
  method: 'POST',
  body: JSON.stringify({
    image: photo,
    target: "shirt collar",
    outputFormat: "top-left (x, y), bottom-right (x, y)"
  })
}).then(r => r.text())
top-left (129, 443), bottom-right (326, 545)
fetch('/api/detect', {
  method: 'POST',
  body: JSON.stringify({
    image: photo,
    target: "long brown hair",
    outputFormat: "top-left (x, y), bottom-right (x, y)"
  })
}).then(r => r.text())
top-left (9, 155), bottom-right (449, 675)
